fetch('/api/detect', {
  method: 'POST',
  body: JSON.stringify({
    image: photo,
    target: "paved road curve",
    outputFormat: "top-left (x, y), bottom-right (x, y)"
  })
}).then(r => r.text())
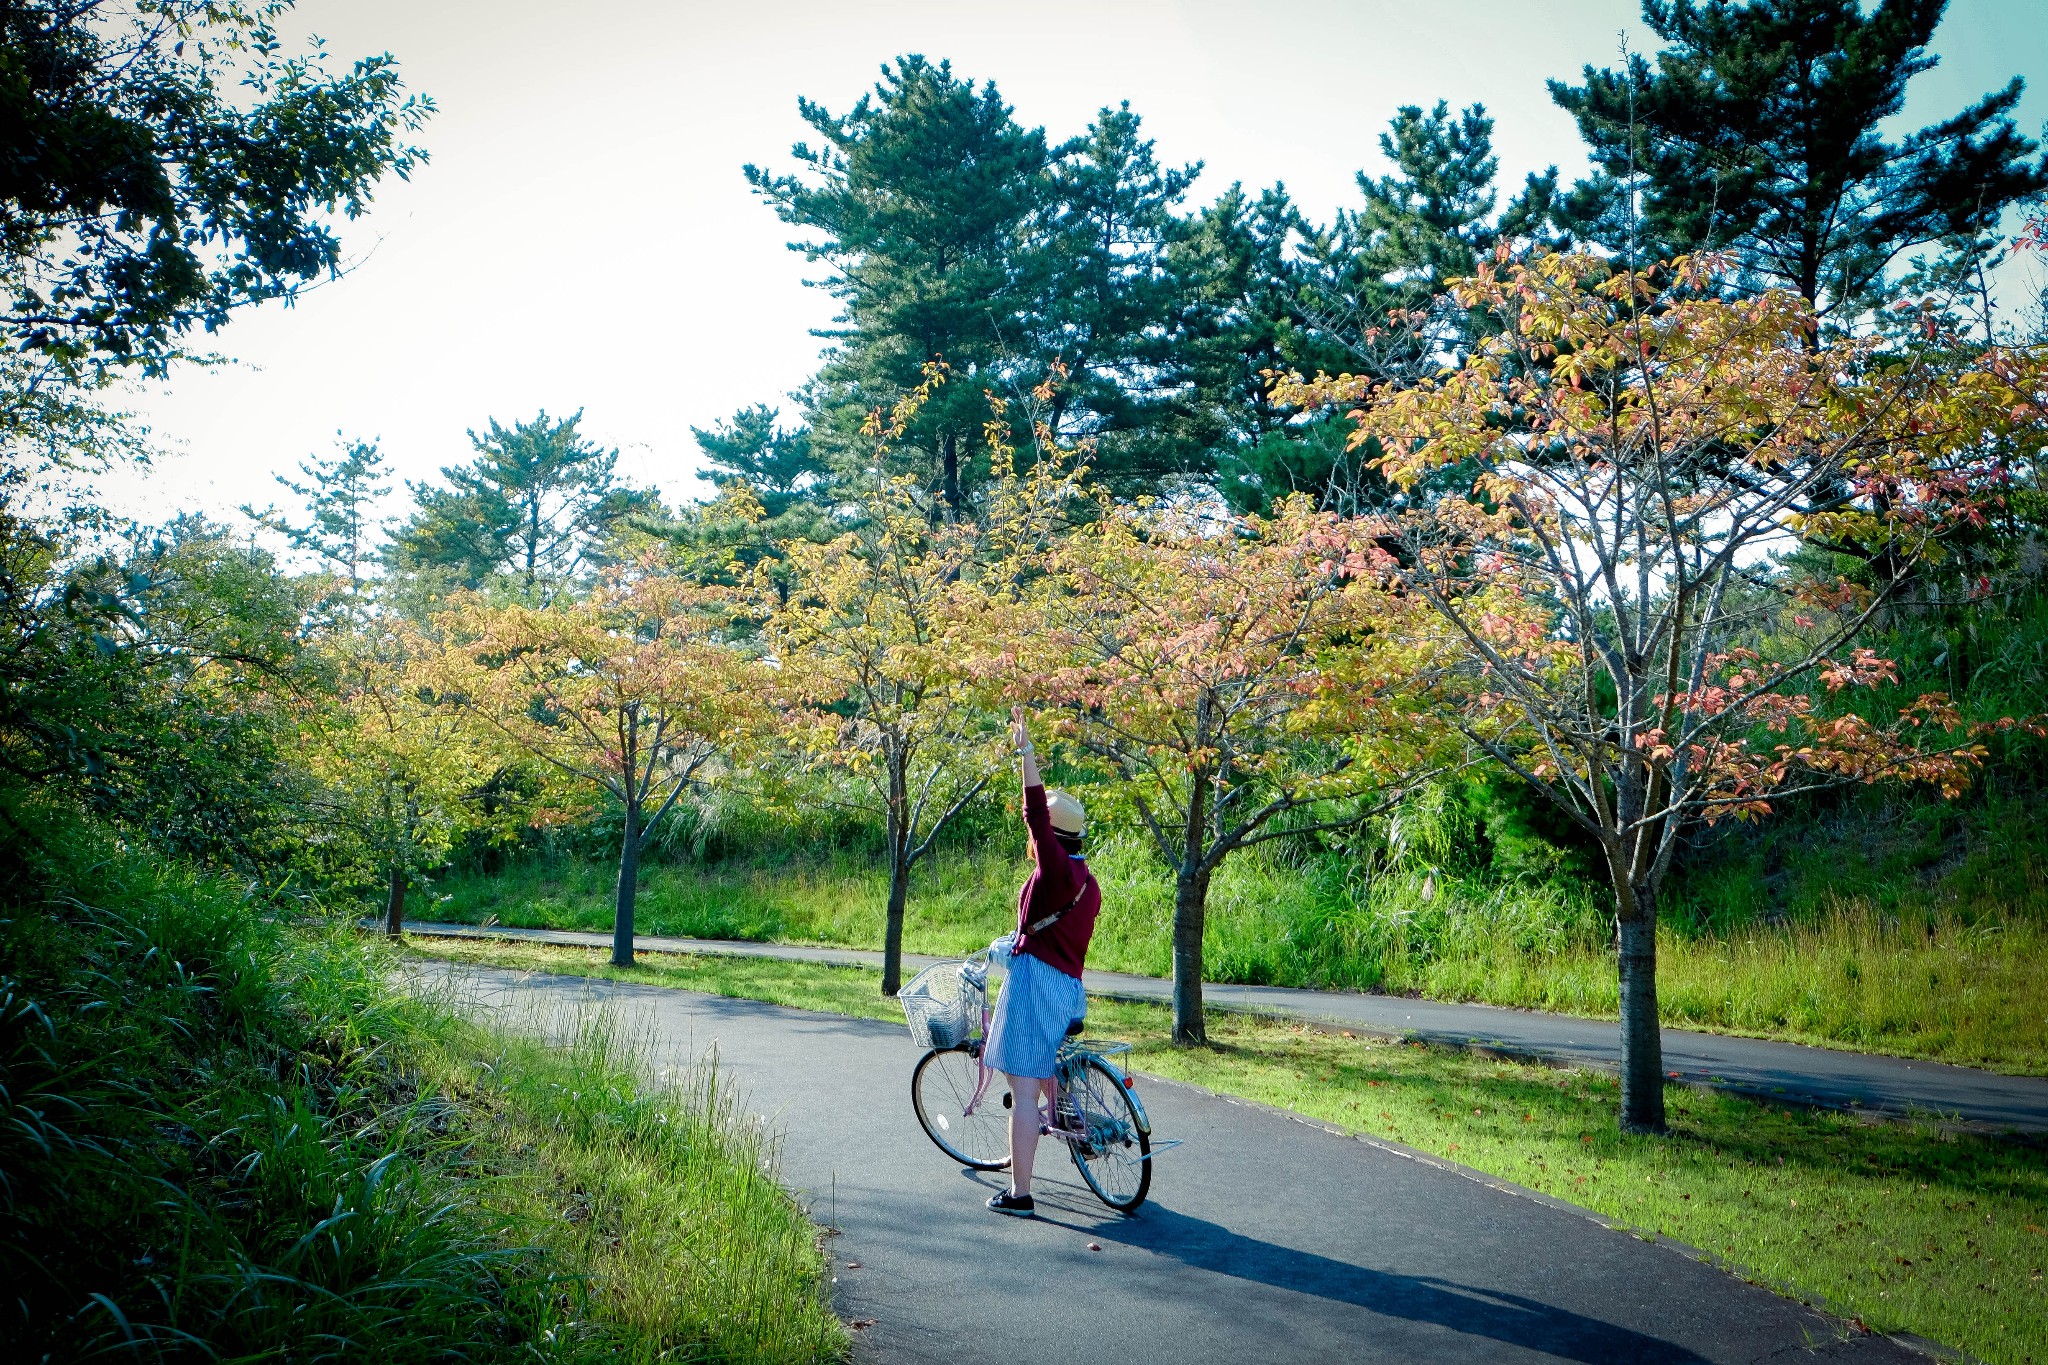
top-left (401, 920), bottom-right (2048, 1136)
top-left (419, 961), bottom-right (1932, 1365)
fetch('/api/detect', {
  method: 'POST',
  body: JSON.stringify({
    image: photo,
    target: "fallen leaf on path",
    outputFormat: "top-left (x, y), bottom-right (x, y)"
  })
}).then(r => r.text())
top-left (1087, 1242), bottom-right (1101, 1251)
top-left (849, 1319), bottom-right (878, 1331)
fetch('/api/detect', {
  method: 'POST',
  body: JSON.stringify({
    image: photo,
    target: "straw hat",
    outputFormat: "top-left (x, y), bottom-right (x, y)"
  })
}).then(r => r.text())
top-left (1045, 788), bottom-right (1086, 837)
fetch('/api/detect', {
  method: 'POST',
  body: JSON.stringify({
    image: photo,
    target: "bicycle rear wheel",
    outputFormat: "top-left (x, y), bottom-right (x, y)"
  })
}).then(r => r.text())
top-left (1064, 1054), bottom-right (1151, 1212)
top-left (911, 1047), bottom-right (1010, 1170)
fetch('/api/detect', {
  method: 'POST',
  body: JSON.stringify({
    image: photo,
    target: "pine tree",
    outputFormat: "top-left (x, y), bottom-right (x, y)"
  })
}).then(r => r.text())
top-left (1299, 103), bottom-right (1561, 374)
top-left (690, 405), bottom-right (829, 518)
top-left (390, 411), bottom-right (654, 595)
top-left (1549, 0), bottom-right (2047, 321)
top-left (1164, 183), bottom-right (1308, 476)
top-left (1222, 105), bottom-right (1558, 515)
top-left (243, 436), bottom-right (391, 607)
top-left (746, 57), bottom-right (1050, 515)
top-left (664, 404), bottom-right (838, 599)
top-left (1032, 103), bottom-right (1203, 494)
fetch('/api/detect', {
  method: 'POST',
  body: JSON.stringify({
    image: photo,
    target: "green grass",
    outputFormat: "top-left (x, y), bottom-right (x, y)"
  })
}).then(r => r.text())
top-left (429, 826), bottom-right (2048, 1072)
top-left (407, 936), bottom-right (2048, 1365)
top-left (421, 1012), bottom-right (845, 1361)
top-left (0, 800), bottom-right (845, 1362)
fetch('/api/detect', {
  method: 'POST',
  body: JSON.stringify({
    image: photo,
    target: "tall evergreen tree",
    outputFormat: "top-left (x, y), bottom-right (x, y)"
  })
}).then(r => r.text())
top-left (1301, 102), bottom-right (1560, 368)
top-left (691, 404), bottom-right (829, 519)
top-left (243, 437), bottom-right (390, 605)
top-left (1222, 105), bottom-right (1558, 515)
top-left (1549, 0), bottom-right (2047, 321)
top-left (746, 57), bottom-right (1050, 515)
top-left (659, 404), bottom-right (839, 599)
top-left (1164, 183), bottom-right (1308, 475)
top-left (391, 411), bottom-right (653, 595)
top-left (1032, 103), bottom-right (1203, 493)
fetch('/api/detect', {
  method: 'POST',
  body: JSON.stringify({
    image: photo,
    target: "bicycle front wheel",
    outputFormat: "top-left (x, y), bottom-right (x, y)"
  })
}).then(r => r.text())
top-left (911, 1047), bottom-right (1010, 1170)
top-left (1064, 1054), bottom-right (1151, 1212)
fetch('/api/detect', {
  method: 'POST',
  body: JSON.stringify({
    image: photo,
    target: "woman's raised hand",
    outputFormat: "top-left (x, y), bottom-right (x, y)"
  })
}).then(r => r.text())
top-left (1010, 705), bottom-right (1032, 754)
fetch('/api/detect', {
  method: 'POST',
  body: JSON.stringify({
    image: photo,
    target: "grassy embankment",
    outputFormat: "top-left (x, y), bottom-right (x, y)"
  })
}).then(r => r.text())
top-left (0, 803), bottom-right (845, 1362)
top-left (431, 775), bottom-right (2048, 1074)
top-left (412, 936), bottom-right (2048, 1365)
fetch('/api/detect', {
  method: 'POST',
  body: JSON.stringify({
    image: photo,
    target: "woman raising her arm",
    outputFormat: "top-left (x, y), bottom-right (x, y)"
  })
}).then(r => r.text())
top-left (982, 706), bottom-right (1100, 1218)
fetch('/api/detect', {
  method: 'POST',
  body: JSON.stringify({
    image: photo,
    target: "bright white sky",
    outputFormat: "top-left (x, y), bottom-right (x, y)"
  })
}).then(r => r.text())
top-left (99, 0), bottom-right (2048, 533)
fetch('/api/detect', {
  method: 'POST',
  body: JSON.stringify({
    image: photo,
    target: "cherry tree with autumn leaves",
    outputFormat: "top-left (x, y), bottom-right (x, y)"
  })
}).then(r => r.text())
top-left (762, 367), bottom-right (1089, 994)
top-left (1280, 252), bottom-right (2048, 1132)
top-left (311, 622), bottom-right (501, 939)
top-left (1007, 497), bottom-right (1447, 1044)
top-left (427, 564), bottom-right (765, 966)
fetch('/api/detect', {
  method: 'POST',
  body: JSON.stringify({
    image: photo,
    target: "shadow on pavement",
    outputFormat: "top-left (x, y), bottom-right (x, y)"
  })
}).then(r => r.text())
top-left (1047, 1202), bottom-right (1711, 1365)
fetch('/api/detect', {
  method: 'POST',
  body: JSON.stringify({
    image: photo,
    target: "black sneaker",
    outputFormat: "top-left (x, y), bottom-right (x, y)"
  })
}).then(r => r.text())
top-left (986, 1191), bottom-right (1036, 1218)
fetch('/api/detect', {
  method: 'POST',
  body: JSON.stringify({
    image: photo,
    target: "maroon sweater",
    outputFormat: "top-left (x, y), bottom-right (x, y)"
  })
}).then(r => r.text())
top-left (1014, 782), bottom-right (1099, 979)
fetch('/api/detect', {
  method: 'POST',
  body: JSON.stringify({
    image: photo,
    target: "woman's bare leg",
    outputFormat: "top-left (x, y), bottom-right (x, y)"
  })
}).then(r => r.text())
top-left (1006, 1073), bottom-right (1052, 1196)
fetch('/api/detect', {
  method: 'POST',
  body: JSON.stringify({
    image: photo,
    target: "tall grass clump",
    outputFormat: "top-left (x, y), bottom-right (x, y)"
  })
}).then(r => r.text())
top-left (0, 795), bottom-right (845, 1362)
top-left (434, 1010), bottom-right (846, 1361)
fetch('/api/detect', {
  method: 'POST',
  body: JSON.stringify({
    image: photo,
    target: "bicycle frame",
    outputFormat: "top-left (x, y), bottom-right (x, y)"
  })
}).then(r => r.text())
top-left (958, 962), bottom-right (1152, 1149)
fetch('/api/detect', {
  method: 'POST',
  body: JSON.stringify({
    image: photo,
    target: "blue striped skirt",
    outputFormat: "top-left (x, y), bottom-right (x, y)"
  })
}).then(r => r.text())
top-left (984, 949), bottom-right (1085, 1080)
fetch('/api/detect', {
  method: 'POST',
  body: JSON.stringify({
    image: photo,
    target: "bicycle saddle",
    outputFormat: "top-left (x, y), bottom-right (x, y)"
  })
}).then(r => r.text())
top-left (1065, 1018), bottom-right (1085, 1037)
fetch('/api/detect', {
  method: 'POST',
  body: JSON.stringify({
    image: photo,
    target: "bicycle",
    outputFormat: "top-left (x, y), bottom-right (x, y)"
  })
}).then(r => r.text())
top-left (900, 949), bottom-right (1154, 1213)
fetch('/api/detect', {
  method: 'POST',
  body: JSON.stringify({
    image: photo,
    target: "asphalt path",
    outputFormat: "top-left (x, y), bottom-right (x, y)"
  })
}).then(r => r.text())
top-left (416, 960), bottom-right (1931, 1365)
top-left (400, 920), bottom-right (2048, 1136)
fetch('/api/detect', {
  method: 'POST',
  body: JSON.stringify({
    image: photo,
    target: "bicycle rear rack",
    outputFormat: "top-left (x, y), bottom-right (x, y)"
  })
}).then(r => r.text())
top-left (1066, 1037), bottom-right (1132, 1061)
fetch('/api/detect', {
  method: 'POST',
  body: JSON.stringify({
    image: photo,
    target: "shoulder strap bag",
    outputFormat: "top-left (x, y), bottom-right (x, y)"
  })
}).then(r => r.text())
top-left (1025, 863), bottom-right (1093, 936)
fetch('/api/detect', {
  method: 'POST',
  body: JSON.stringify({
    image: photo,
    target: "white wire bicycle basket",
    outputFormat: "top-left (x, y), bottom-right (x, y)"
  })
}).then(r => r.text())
top-left (899, 957), bottom-right (987, 1051)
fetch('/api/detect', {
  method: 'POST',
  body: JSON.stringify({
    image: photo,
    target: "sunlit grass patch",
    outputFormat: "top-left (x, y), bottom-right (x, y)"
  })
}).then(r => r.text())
top-left (1119, 1009), bottom-right (2048, 1365)
top-left (415, 1008), bottom-right (847, 1363)
top-left (420, 936), bottom-right (906, 1024)
top-left (430, 844), bottom-right (2048, 1073)
top-left (1405, 906), bottom-right (2048, 1076)
top-left (412, 937), bottom-right (2048, 1365)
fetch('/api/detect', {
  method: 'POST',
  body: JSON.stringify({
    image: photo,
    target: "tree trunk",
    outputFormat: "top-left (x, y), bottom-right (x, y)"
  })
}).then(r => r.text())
top-left (882, 854), bottom-right (910, 997)
top-left (612, 795), bottom-right (641, 968)
top-left (1171, 866), bottom-right (1211, 1046)
top-left (882, 760), bottom-right (909, 995)
top-left (940, 431), bottom-right (962, 518)
top-left (384, 865), bottom-right (406, 939)
top-left (1616, 895), bottom-right (1666, 1133)
top-left (526, 500), bottom-right (541, 593)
